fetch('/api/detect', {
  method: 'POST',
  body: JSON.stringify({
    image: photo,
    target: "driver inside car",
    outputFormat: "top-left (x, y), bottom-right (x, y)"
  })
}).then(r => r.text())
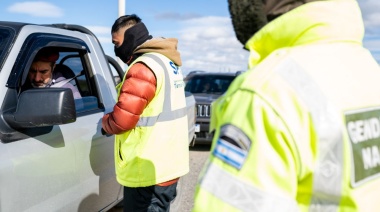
top-left (22, 48), bottom-right (81, 99)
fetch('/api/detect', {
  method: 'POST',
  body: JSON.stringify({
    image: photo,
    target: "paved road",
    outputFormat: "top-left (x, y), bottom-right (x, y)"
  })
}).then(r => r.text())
top-left (172, 144), bottom-right (211, 212)
top-left (110, 144), bottom-right (211, 212)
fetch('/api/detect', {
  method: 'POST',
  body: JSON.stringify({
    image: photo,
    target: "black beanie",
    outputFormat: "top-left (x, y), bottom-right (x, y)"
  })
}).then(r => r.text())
top-left (228, 0), bottom-right (267, 46)
top-left (228, 0), bottom-right (320, 45)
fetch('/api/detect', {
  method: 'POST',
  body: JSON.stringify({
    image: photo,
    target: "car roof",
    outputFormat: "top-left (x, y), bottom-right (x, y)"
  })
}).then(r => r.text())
top-left (0, 21), bottom-right (95, 37)
top-left (0, 21), bottom-right (29, 28)
top-left (0, 21), bottom-right (30, 35)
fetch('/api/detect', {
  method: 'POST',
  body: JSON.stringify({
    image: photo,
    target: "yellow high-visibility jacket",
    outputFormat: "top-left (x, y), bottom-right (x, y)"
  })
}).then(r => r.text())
top-left (115, 53), bottom-right (189, 187)
top-left (194, 0), bottom-right (380, 211)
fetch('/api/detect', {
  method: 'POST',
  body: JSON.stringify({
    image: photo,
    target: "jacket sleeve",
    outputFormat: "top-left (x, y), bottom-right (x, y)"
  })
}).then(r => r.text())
top-left (102, 62), bottom-right (157, 135)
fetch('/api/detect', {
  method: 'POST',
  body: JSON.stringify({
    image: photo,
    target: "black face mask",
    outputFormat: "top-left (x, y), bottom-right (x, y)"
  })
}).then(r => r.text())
top-left (114, 22), bottom-right (152, 64)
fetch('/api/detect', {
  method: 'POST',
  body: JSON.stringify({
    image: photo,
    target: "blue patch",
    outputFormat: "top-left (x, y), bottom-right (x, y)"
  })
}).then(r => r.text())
top-left (213, 138), bottom-right (248, 170)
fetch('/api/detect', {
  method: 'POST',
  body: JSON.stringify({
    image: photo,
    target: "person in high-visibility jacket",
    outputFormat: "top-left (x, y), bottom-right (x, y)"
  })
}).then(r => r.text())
top-left (102, 14), bottom-right (189, 211)
top-left (193, 0), bottom-right (380, 211)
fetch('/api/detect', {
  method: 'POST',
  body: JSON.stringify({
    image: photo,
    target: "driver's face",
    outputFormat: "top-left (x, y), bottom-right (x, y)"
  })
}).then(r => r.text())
top-left (28, 61), bottom-right (54, 88)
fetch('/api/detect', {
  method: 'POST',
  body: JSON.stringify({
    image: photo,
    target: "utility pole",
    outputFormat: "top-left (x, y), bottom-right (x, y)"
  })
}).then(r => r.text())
top-left (117, 0), bottom-right (126, 69)
top-left (118, 0), bottom-right (125, 17)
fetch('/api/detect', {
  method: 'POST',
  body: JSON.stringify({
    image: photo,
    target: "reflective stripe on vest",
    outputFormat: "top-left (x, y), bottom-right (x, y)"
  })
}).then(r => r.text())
top-left (276, 59), bottom-right (344, 211)
top-left (200, 162), bottom-right (299, 211)
top-left (136, 54), bottom-right (187, 127)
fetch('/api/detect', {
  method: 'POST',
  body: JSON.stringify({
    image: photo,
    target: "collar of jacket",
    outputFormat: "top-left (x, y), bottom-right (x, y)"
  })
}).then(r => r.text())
top-left (245, 0), bottom-right (364, 68)
top-left (134, 37), bottom-right (182, 66)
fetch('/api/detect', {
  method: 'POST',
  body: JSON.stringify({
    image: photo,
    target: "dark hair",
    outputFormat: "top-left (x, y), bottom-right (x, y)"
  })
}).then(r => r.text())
top-left (111, 14), bottom-right (142, 33)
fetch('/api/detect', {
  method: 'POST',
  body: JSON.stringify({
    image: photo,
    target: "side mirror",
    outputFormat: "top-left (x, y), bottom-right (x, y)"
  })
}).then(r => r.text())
top-left (3, 88), bottom-right (76, 129)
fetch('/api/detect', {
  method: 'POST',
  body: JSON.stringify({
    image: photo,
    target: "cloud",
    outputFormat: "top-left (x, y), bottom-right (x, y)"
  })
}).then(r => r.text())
top-left (84, 26), bottom-right (112, 47)
top-left (177, 16), bottom-right (249, 74)
top-left (175, 2), bottom-right (380, 74)
top-left (358, 0), bottom-right (380, 34)
top-left (363, 36), bottom-right (380, 63)
top-left (97, 36), bottom-right (112, 45)
top-left (85, 26), bottom-right (114, 61)
top-left (7, 1), bottom-right (63, 18)
top-left (358, 0), bottom-right (380, 63)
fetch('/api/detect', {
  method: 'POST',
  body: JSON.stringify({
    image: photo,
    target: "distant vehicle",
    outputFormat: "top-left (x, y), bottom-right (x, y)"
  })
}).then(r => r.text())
top-left (185, 91), bottom-right (196, 145)
top-left (184, 71), bottom-right (243, 145)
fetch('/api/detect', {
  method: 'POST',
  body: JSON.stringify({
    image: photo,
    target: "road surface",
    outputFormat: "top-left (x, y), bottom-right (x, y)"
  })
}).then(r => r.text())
top-left (110, 144), bottom-right (211, 212)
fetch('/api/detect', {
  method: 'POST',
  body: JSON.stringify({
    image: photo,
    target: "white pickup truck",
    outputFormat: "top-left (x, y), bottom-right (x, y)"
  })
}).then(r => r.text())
top-left (0, 21), bottom-right (195, 212)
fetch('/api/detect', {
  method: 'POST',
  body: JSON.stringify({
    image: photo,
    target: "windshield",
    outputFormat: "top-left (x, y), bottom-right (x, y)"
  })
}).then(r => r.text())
top-left (0, 27), bottom-right (15, 71)
top-left (185, 75), bottom-right (235, 94)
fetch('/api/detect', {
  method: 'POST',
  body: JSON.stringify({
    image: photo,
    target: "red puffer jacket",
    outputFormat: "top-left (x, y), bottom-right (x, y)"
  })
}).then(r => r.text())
top-left (102, 62), bottom-right (156, 134)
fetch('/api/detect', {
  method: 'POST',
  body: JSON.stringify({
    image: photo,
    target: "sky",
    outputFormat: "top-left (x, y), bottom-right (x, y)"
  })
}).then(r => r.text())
top-left (2, 0), bottom-right (380, 76)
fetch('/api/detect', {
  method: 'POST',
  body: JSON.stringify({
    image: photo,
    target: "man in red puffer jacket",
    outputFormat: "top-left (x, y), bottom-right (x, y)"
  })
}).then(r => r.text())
top-left (102, 14), bottom-right (189, 212)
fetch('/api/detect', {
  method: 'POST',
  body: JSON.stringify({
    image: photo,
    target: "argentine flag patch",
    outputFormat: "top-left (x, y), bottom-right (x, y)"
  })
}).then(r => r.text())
top-left (213, 138), bottom-right (248, 170)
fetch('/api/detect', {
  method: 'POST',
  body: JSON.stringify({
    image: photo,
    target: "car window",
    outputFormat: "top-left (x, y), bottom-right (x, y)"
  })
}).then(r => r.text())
top-left (24, 48), bottom-right (101, 115)
top-left (58, 51), bottom-right (100, 114)
top-left (5, 32), bottom-right (102, 116)
top-left (59, 52), bottom-right (89, 96)
top-left (185, 75), bottom-right (235, 94)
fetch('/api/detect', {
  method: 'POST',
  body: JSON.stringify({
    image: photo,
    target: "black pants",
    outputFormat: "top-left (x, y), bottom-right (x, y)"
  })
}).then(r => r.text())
top-left (123, 182), bottom-right (177, 212)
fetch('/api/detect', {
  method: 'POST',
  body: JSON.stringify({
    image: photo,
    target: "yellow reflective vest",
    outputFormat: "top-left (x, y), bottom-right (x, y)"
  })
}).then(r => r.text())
top-left (115, 53), bottom-right (189, 187)
top-left (194, 0), bottom-right (380, 211)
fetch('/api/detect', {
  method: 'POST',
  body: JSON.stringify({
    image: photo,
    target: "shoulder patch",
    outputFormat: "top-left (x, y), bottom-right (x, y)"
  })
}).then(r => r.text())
top-left (213, 124), bottom-right (251, 170)
top-left (345, 107), bottom-right (380, 187)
